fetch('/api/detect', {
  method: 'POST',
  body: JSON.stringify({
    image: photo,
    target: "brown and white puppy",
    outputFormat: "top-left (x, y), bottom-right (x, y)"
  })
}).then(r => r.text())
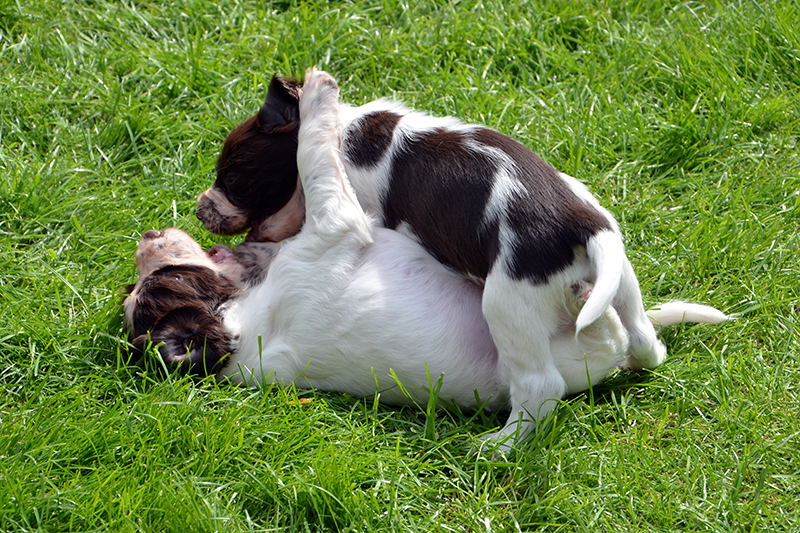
top-left (196, 69), bottom-right (724, 447)
top-left (124, 229), bottom-right (279, 373)
top-left (123, 227), bottom-right (635, 407)
top-left (125, 73), bottom-right (647, 420)
top-left (127, 74), bottom-right (726, 447)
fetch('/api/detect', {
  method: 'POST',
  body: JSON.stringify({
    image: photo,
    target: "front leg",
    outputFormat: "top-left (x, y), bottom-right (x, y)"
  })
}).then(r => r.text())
top-left (297, 68), bottom-right (372, 247)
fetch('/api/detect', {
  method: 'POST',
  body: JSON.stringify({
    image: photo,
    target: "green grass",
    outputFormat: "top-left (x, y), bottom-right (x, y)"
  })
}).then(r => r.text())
top-left (1, 0), bottom-right (799, 530)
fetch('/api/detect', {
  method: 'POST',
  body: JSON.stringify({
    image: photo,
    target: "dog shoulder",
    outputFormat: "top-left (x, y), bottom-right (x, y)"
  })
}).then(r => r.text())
top-left (341, 100), bottom-right (406, 168)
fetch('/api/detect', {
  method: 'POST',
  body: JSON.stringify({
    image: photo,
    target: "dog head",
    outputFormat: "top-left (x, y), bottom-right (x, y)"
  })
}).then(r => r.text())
top-left (123, 228), bottom-right (280, 375)
top-left (197, 74), bottom-right (306, 242)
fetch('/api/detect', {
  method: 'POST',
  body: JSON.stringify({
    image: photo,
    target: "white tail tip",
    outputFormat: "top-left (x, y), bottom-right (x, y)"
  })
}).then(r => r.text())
top-left (647, 302), bottom-right (730, 330)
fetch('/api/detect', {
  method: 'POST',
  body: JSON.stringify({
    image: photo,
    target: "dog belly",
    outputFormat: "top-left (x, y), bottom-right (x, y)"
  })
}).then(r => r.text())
top-left (224, 229), bottom-right (508, 410)
top-left (310, 229), bottom-right (505, 408)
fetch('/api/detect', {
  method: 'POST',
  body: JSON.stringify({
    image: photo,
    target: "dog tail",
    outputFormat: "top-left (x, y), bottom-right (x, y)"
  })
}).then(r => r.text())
top-left (575, 230), bottom-right (625, 334)
top-left (646, 302), bottom-right (729, 330)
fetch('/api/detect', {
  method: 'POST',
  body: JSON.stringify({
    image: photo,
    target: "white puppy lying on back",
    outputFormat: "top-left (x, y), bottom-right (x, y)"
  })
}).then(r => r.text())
top-left (125, 70), bottom-right (727, 445)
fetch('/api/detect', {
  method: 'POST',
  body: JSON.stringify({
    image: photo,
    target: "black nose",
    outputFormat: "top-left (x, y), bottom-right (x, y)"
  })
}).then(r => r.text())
top-left (142, 230), bottom-right (163, 240)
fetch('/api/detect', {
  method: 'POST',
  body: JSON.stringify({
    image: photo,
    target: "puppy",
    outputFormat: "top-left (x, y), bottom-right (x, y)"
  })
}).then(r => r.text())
top-left (193, 70), bottom-right (726, 447)
top-left (126, 73), bottom-right (634, 409)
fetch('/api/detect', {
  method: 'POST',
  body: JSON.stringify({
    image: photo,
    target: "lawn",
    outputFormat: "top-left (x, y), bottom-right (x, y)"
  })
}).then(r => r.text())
top-left (1, 0), bottom-right (799, 530)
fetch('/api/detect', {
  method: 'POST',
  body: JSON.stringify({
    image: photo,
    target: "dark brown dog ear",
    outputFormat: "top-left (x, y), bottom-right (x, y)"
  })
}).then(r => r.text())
top-left (141, 306), bottom-right (233, 376)
top-left (258, 75), bottom-right (300, 132)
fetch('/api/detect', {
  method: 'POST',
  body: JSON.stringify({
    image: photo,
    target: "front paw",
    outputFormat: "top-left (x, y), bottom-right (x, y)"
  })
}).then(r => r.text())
top-left (299, 68), bottom-right (340, 123)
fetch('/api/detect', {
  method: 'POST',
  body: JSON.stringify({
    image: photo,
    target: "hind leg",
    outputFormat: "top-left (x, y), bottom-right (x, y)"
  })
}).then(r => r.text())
top-left (614, 257), bottom-right (665, 370)
top-left (553, 281), bottom-right (629, 393)
top-left (481, 271), bottom-right (567, 451)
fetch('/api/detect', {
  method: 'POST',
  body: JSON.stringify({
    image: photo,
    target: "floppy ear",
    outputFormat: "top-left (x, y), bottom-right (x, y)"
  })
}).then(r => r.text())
top-left (134, 306), bottom-right (233, 376)
top-left (257, 75), bottom-right (301, 132)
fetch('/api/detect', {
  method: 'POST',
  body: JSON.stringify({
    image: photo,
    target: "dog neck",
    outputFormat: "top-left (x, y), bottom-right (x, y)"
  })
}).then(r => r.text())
top-left (247, 182), bottom-right (306, 242)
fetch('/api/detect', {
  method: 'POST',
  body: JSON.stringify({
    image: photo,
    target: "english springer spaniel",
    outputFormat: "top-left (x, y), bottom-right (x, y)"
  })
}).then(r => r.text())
top-left (187, 69), bottom-right (726, 448)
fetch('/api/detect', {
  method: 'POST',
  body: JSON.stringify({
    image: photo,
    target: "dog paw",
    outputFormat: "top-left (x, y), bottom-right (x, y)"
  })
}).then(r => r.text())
top-left (300, 67), bottom-right (340, 124)
top-left (305, 67), bottom-right (339, 92)
top-left (623, 338), bottom-right (667, 370)
top-left (619, 357), bottom-right (642, 372)
top-left (475, 431), bottom-right (515, 458)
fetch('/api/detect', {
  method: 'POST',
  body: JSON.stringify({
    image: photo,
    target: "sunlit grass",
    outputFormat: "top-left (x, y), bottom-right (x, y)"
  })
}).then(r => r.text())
top-left (1, 0), bottom-right (799, 530)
